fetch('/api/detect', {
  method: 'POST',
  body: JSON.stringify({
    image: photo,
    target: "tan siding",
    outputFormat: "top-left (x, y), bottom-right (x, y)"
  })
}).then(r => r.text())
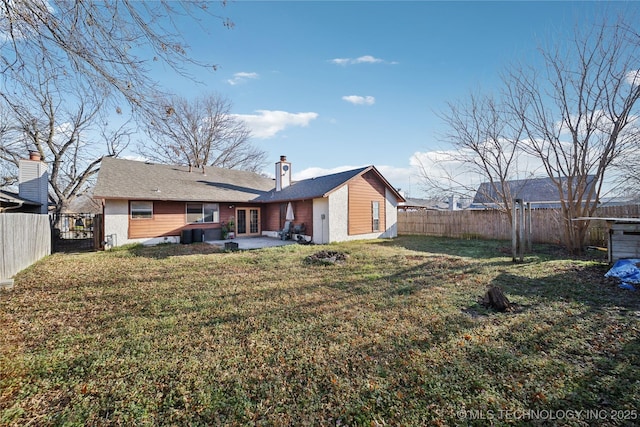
top-left (263, 201), bottom-right (313, 236)
top-left (293, 200), bottom-right (313, 236)
top-left (264, 203), bottom-right (282, 231)
top-left (129, 201), bottom-right (185, 238)
top-left (348, 171), bottom-right (386, 235)
top-left (128, 201), bottom-right (226, 239)
top-left (223, 204), bottom-right (261, 234)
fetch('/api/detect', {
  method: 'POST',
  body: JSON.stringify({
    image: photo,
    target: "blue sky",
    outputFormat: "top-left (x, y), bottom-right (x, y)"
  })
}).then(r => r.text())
top-left (139, 1), bottom-right (634, 198)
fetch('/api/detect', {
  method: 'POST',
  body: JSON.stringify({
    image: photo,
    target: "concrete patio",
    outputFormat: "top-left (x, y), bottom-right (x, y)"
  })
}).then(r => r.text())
top-left (206, 236), bottom-right (298, 250)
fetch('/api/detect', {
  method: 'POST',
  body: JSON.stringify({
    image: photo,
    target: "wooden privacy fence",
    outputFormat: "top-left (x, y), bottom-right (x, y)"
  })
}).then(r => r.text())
top-left (0, 213), bottom-right (51, 281)
top-left (398, 204), bottom-right (640, 246)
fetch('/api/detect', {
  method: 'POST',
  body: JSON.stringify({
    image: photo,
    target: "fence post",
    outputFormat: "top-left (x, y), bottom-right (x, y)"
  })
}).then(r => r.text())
top-left (512, 199), bottom-right (525, 262)
top-left (526, 202), bottom-right (532, 252)
top-left (512, 201), bottom-right (518, 261)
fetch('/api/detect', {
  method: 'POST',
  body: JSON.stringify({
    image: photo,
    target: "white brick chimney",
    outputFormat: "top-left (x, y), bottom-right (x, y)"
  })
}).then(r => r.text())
top-left (18, 151), bottom-right (48, 214)
top-left (275, 155), bottom-right (291, 191)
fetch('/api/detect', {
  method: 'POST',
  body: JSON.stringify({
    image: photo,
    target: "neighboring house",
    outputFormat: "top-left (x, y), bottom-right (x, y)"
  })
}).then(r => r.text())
top-left (470, 176), bottom-right (597, 209)
top-left (62, 194), bottom-right (103, 215)
top-left (398, 196), bottom-right (472, 211)
top-left (0, 152), bottom-right (48, 214)
top-left (0, 190), bottom-right (43, 213)
top-left (92, 156), bottom-right (405, 247)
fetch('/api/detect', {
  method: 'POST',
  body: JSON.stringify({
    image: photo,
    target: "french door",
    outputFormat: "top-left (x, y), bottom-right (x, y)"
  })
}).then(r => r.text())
top-left (236, 208), bottom-right (260, 236)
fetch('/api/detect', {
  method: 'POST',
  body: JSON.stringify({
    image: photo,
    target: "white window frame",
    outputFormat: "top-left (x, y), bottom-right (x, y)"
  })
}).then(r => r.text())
top-left (186, 202), bottom-right (220, 223)
top-left (131, 201), bottom-right (153, 219)
top-left (372, 201), bottom-right (380, 232)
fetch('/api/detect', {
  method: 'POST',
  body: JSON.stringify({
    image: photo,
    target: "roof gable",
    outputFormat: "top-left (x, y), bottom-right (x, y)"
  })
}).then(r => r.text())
top-left (255, 167), bottom-right (369, 202)
top-left (254, 166), bottom-right (405, 203)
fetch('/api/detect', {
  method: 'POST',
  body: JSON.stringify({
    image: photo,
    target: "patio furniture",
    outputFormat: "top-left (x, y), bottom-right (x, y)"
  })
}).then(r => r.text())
top-left (292, 223), bottom-right (306, 235)
top-left (279, 221), bottom-right (293, 240)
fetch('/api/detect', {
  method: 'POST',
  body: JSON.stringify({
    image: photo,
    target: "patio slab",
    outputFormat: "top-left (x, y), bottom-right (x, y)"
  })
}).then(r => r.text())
top-left (206, 236), bottom-right (297, 250)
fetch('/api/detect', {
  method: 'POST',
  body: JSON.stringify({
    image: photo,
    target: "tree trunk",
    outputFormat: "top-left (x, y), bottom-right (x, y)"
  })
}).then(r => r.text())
top-left (481, 286), bottom-right (512, 312)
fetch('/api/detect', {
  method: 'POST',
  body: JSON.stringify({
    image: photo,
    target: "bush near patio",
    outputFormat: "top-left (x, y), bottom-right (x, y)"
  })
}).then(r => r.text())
top-left (1, 236), bottom-right (638, 426)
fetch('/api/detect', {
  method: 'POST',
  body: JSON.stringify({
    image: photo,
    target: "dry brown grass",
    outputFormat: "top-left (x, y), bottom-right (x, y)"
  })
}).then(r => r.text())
top-left (1, 237), bottom-right (638, 426)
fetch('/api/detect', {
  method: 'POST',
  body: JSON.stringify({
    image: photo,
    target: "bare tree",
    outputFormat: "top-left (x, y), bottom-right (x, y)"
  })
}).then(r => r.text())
top-left (505, 16), bottom-right (640, 253)
top-left (418, 91), bottom-right (527, 220)
top-left (0, 61), bottom-right (132, 215)
top-left (0, 0), bottom-right (230, 114)
top-left (616, 151), bottom-right (640, 200)
top-left (0, 0), bottom-right (233, 213)
top-left (141, 94), bottom-right (268, 173)
top-left (0, 105), bottom-right (20, 186)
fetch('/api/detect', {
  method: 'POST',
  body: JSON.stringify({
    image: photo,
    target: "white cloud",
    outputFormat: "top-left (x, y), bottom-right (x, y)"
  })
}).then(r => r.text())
top-left (374, 165), bottom-right (415, 191)
top-left (353, 55), bottom-right (383, 64)
top-left (410, 146), bottom-right (550, 196)
top-left (227, 72), bottom-right (259, 86)
top-left (330, 58), bottom-right (351, 66)
top-left (294, 165), bottom-right (363, 181)
top-left (626, 70), bottom-right (640, 87)
top-left (409, 149), bottom-right (488, 196)
top-left (342, 95), bottom-right (375, 106)
top-left (293, 164), bottom-right (416, 196)
top-left (233, 110), bottom-right (318, 139)
top-left (329, 55), bottom-right (396, 66)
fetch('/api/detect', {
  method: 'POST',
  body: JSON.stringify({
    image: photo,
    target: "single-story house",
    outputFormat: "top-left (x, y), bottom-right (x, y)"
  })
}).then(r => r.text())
top-left (398, 196), bottom-right (472, 211)
top-left (93, 156), bottom-right (405, 247)
top-left (0, 189), bottom-right (43, 213)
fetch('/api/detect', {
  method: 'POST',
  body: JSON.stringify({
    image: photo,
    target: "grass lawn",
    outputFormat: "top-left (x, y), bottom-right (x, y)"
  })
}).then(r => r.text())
top-left (1, 236), bottom-right (639, 426)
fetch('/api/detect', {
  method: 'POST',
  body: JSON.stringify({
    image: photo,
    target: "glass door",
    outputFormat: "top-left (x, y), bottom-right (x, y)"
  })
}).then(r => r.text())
top-left (236, 208), bottom-right (260, 236)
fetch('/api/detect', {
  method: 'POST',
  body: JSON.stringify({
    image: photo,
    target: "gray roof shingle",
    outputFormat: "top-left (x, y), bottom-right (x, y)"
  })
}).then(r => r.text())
top-left (94, 158), bottom-right (404, 204)
top-left (94, 157), bottom-right (275, 202)
top-left (254, 166), bottom-right (371, 202)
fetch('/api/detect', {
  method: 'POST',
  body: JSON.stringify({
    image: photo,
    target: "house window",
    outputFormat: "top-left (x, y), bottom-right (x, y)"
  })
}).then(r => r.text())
top-left (131, 201), bottom-right (153, 219)
top-left (186, 203), bottom-right (219, 223)
top-left (372, 201), bottom-right (380, 232)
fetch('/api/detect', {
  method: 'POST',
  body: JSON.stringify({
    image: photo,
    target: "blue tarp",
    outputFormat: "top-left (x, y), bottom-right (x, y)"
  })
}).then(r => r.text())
top-left (604, 259), bottom-right (640, 291)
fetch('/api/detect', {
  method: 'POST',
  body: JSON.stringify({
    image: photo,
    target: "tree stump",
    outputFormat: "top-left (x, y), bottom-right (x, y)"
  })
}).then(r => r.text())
top-left (480, 286), bottom-right (512, 312)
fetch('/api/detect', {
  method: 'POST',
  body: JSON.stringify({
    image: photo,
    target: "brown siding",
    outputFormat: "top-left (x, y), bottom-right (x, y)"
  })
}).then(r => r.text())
top-left (263, 200), bottom-right (313, 236)
top-left (129, 201), bottom-right (184, 238)
top-left (219, 204), bottom-right (235, 225)
top-left (348, 171), bottom-right (386, 235)
top-left (129, 200), bottom-right (315, 239)
top-left (263, 203), bottom-right (282, 231)
top-left (293, 200), bottom-right (313, 236)
top-left (129, 201), bottom-right (225, 239)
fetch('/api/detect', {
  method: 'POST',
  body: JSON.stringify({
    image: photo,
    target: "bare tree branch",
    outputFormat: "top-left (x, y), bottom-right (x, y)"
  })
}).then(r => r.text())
top-left (505, 14), bottom-right (640, 252)
top-left (0, 0), bottom-right (230, 115)
top-left (419, 90), bottom-right (528, 220)
top-left (0, 62), bottom-right (134, 215)
top-left (141, 93), bottom-right (268, 173)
